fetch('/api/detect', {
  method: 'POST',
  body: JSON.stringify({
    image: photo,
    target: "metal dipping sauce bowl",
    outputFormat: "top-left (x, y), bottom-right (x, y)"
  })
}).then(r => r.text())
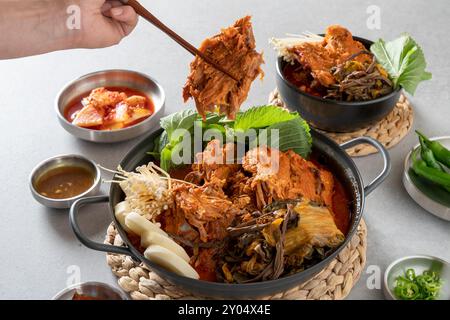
top-left (52, 281), bottom-right (127, 300)
top-left (29, 154), bottom-right (101, 209)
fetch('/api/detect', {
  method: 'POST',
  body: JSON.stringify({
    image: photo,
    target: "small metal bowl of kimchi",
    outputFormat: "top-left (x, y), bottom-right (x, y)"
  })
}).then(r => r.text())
top-left (56, 70), bottom-right (165, 143)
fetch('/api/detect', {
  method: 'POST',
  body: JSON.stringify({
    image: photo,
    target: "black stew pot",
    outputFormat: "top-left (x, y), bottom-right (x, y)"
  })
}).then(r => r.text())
top-left (276, 36), bottom-right (402, 132)
top-left (70, 129), bottom-right (390, 299)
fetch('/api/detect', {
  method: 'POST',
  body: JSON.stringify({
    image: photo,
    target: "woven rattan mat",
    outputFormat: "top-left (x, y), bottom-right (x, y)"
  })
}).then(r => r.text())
top-left (105, 219), bottom-right (367, 300)
top-left (269, 89), bottom-right (413, 156)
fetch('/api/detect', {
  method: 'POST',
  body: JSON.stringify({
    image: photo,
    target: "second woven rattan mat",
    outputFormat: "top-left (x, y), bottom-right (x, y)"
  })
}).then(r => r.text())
top-left (269, 89), bottom-right (414, 156)
top-left (105, 220), bottom-right (367, 300)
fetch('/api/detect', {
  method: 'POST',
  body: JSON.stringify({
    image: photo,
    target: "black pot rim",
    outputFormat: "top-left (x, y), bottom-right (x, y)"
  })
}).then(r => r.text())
top-left (275, 35), bottom-right (402, 107)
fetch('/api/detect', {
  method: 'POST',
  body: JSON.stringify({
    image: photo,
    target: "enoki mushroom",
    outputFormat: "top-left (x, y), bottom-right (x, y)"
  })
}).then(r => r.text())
top-left (98, 162), bottom-right (196, 221)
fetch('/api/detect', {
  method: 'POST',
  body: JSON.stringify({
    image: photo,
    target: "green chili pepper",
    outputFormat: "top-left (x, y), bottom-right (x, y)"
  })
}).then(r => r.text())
top-left (405, 268), bottom-right (416, 281)
top-left (417, 135), bottom-right (450, 192)
top-left (416, 130), bottom-right (450, 168)
top-left (394, 277), bottom-right (421, 300)
top-left (412, 149), bottom-right (450, 188)
top-left (418, 136), bottom-right (444, 170)
top-left (423, 270), bottom-right (439, 279)
top-left (394, 269), bottom-right (443, 300)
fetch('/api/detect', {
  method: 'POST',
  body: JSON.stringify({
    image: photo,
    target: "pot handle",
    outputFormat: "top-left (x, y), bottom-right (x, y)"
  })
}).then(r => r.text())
top-left (340, 137), bottom-right (391, 196)
top-left (70, 195), bottom-right (136, 257)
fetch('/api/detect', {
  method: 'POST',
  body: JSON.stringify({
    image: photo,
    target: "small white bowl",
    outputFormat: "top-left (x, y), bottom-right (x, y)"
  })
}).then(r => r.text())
top-left (384, 255), bottom-right (450, 300)
top-left (55, 70), bottom-right (165, 143)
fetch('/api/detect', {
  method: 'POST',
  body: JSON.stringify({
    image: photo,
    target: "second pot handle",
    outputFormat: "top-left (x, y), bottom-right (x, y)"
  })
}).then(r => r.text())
top-left (340, 136), bottom-right (391, 196)
top-left (70, 195), bottom-right (136, 257)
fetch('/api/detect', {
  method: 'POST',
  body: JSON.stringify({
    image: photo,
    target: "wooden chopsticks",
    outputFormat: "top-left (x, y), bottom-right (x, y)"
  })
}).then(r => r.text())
top-left (120, 0), bottom-right (239, 81)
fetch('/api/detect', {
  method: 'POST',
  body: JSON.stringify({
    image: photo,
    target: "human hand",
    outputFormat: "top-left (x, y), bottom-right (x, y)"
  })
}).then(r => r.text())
top-left (74, 0), bottom-right (139, 48)
top-left (0, 0), bottom-right (139, 59)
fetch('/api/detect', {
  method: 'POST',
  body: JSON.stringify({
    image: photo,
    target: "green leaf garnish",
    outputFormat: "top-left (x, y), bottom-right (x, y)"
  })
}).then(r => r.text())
top-left (233, 106), bottom-right (311, 156)
top-left (262, 117), bottom-right (312, 158)
top-left (234, 105), bottom-right (298, 131)
top-left (155, 106), bottom-right (312, 171)
top-left (160, 108), bottom-right (198, 139)
top-left (158, 109), bottom-right (225, 171)
top-left (370, 33), bottom-right (432, 95)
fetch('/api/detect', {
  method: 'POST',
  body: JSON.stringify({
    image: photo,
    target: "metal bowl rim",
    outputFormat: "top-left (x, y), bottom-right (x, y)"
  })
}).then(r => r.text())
top-left (51, 281), bottom-right (127, 300)
top-left (54, 69), bottom-right (166, 134)
top-left (29, 153), bottom-right (101, 203)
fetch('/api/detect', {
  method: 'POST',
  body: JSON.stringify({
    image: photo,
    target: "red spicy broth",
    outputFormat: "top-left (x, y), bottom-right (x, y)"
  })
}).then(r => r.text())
top-left (283, 62), bottom-right (327, 98)
top-left (309, 154), bottom-right (352, 235)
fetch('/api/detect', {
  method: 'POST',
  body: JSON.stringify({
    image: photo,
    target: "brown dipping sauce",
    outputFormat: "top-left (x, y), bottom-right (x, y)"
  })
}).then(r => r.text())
top-left (64, 87), bottom-right (154, 130)
top-left (35, 166), bottom-right (94, 199)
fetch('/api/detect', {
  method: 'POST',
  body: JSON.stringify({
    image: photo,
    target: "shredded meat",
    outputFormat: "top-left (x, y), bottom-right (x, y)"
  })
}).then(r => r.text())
top-left (226, 170), bottom-right (258, 217)
top-left (290, 43), bottom-right (336, 87)
top-left (324, 25), bottom-right (371, 64)
top-left (183, 16), bottom-right (264, 120)
top-left (159, 182), bottom-right (239, 281)
top-left (190, 140), bottom-right (240, 188)
top-left (184, 141), bottom-right (334, 215)
top-left (186, 140), bottom-right (334, 213)
top-left (240, 147), bottom-right (288, 208)
top-left (165, 183), bottom-right (238, 243)
top-left (242, 147), bottom-right (334, 209)
top-left (288, 25), bottom-right (372, 87)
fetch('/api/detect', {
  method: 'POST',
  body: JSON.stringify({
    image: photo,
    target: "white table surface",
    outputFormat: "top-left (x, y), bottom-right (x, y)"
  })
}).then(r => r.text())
top-left (0, 0), bottom-right (449, 300)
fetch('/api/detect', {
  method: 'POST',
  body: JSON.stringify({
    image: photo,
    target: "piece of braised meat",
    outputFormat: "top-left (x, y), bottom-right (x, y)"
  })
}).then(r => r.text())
top-left (187, 139), bottom-right (239, 188)
top-left (287, 25), bottom-right (372, 87)
top-left (183, 16), bottom-right (264, 120)
top-left (242, 147), bottom-right (335, 209)
top-left (324, 25), bottom-right (372, 65)
top-left (162, 183), bottom-right (238, 243)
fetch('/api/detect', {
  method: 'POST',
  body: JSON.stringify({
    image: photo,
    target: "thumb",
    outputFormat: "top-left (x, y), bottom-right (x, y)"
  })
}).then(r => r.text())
top-left (110, 6), bottom-right (139, 35)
